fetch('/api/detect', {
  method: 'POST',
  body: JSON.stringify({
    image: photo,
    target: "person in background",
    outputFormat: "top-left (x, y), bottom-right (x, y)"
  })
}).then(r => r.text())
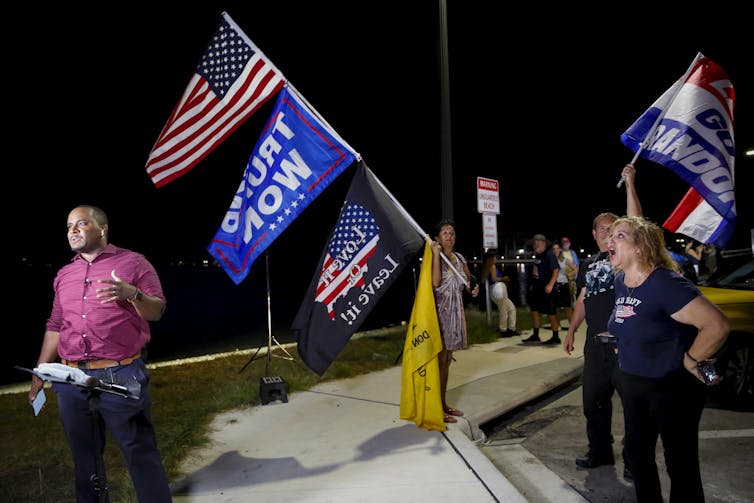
top-left (607, 215), bottom-right (729, 502)
top-left (481, 249), bottom-right (519, 337)
top-left (685, 239), bottom-right (704, 280)
top-left (563, 163), bottom-right (641, 478)
top-left (669, 244), bottom-right (698, 283)
top-left (700, 243), bottom-right (719, 282)
top-left (552, 242), bottom-right (575, 323)
top-left (521, 234), bottom-right (561, 345)
top-left (432, 219), bottom-right (479, 423)
top-left (27, 205), bottom-right (172, 502)
top-left (560, 236), bottom-right (580, 305)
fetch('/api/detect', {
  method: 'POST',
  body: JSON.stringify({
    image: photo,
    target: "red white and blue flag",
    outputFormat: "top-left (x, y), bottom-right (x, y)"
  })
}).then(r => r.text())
top-left (146, 12), bottom-right (285, 188)
top-left (621, 53), bottom-right (736, 248)
top-left (207, 85), bottom-right (358, 285)
top-left (293, 162), bottom-right (424, 376)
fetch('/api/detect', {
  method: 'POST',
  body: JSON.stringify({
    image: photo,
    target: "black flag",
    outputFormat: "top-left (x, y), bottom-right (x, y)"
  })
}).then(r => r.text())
top-left (292, 161), bottom-right (424, 375)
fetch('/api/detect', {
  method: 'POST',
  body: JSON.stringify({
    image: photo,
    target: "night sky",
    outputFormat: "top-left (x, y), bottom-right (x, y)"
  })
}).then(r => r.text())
top-left (11, 2), bottom-right (753, 274)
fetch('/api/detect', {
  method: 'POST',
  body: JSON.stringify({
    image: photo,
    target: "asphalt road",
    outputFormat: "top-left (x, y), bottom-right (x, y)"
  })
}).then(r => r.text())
top-left (479, 380), bottom-right (754, 503)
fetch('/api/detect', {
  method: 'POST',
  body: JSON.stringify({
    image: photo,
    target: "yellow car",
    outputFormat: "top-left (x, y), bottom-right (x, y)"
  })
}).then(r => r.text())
top-left (698, 257), bottom-right (754, 411)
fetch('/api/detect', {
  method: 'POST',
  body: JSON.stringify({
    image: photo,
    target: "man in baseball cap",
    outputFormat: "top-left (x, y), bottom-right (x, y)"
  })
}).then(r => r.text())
top-left (522, 233), bottom-right (561, 345)
top-left (528, 233), bottom-right (549, 244)
top-left (560, 236), bottom-right (579, 295)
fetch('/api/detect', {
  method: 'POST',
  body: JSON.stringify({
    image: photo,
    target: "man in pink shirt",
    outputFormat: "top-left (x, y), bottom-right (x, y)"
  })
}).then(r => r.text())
top-left (28, 205), bottom-right (172, 502)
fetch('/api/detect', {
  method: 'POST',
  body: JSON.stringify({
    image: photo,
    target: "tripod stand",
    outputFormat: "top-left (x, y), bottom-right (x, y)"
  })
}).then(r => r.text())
top-left (238, 252), bottom-right (293, 404)
top-left (86, 389), bottom-right (108, 502)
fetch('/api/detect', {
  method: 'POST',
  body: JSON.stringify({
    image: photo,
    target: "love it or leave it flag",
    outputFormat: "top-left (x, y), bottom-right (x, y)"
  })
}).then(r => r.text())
top-left (292, 161), bottom-right (424, 376)
top-left (400, 239), bottom-right (446, 432)
top-left (621, 53), bottom-right (736, 247)
top-left (146, 12), bottom-right (285, 188)
top-left (208, 85), bottom-right (357, 284)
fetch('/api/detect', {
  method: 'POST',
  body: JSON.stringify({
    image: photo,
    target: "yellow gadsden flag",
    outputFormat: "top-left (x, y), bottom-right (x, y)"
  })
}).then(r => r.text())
top-left (399, 239), bottom-right (445, 431)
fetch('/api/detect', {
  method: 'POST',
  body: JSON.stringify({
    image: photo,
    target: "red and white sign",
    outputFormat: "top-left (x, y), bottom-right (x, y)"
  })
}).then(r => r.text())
top-left (477, 177), bottom-right (500, 214)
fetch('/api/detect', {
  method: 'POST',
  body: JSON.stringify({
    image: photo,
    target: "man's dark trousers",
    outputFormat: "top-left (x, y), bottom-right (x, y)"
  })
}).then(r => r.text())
top-left (582, 336), bottom-right (621, 460)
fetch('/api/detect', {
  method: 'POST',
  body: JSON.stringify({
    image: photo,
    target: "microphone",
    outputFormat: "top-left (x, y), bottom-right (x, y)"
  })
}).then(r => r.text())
top-left (33, 363), bottom-right (141, 398)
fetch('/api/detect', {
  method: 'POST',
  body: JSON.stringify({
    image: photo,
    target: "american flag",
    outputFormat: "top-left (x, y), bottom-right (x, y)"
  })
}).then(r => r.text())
top-left (315, 203), bottom-right (380, 319)
top-left (145, 12), bottom-right (285, 187)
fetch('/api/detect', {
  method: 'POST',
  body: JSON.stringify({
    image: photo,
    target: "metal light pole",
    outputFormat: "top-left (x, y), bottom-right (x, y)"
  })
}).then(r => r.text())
top-left (439, 0), bottom-right (453, 220)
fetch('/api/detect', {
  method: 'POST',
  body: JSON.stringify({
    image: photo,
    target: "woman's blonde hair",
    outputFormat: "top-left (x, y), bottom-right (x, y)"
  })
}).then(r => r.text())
top-left (609, 216), bottom-right (679, 273)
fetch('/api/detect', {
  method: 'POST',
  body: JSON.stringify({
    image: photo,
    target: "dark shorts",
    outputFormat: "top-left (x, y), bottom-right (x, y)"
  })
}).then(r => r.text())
top-left (529, 285), bottom-right (557, 315)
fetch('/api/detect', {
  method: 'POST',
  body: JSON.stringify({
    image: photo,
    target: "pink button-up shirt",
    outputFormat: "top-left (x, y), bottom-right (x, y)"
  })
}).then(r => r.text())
top-left (46, 244), bottom-right (166, 361)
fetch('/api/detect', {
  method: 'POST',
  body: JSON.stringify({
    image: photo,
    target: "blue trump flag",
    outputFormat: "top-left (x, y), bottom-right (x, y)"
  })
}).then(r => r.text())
top-left (208, 86), bottom-right (357, 284)
top-left (292, 161), bottom-right (425, 376)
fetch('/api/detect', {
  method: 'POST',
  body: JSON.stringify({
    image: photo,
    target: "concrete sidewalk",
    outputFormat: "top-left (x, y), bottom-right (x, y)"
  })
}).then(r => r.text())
top-left (169, 327), bottom-right (585, 502)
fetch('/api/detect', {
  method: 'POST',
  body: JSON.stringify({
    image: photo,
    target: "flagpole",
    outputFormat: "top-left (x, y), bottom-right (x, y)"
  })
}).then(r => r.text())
top-left (286, 83), bottom-right (360, 160)
top-left (369, 167), bottom-right (469, 287)
top-left (617, 52), bottom-right (704, 188)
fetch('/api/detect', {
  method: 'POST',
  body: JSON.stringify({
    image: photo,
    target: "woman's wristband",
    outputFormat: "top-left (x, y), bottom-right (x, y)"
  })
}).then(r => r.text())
top-left (684, 351), bottom-right (700, 372)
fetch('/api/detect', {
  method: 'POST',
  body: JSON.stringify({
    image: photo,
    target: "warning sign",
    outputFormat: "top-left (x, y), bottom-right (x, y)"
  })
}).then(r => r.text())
top-left (477, 177), bottom-right (499, 214)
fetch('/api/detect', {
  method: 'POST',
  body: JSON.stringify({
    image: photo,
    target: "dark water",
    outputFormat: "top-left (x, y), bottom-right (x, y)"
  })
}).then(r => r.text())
top-left (7, 260), bottom-right (419, 386)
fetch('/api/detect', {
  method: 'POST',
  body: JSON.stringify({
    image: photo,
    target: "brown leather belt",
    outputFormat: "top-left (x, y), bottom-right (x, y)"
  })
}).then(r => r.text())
top-left (61, 352), bottom-right (141, 370)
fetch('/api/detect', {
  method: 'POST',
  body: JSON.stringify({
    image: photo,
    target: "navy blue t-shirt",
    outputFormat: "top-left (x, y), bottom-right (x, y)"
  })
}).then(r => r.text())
top-left (531, 249), bottom-right (559, 288)
top-left (608, 267), bottom-right (701, 378)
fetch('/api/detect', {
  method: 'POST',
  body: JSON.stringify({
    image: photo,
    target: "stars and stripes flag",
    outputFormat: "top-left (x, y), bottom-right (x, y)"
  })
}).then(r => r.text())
top-left (620, 53), bottom-right (736, 248)
top-left (315, 201), bottom-right (380, 319)
top-left (293, 162), bottom-right (425, 376)
top-left (146, 11), bottom-right (285, 188)
top-left (207, 85), bottom-right (358, 285)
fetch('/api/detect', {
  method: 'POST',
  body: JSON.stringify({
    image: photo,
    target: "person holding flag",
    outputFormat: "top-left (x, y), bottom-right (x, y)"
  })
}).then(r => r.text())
top-left (431, 220), bottom-right (479, 423)
top-left (564, 163), bottom-right (642, 479)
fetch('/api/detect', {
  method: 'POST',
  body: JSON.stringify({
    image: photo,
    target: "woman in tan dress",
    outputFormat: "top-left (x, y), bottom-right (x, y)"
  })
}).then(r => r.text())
top-left (431, 220), bottom-right (479, 423)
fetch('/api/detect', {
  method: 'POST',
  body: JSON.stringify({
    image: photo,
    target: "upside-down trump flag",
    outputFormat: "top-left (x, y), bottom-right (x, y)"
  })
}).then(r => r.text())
top-left (400, 239), bottom-right (445, 431)
top-left (208, 86), bottom-right (357, 284)
top-left (146, 12), bottom-right (285, 187)
top-left (292, 161), bottom-right (424, 376)
top-left (620, 53), bottom-right (736, 248)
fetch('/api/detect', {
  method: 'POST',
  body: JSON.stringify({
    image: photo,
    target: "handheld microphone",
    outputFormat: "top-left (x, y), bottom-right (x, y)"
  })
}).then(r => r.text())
top-left (33, 363), bottom-right (141, 398)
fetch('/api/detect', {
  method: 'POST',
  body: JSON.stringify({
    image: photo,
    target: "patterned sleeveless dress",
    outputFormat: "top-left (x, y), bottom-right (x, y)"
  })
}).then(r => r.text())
top-left (433, 252), bottom-right (469, 351)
